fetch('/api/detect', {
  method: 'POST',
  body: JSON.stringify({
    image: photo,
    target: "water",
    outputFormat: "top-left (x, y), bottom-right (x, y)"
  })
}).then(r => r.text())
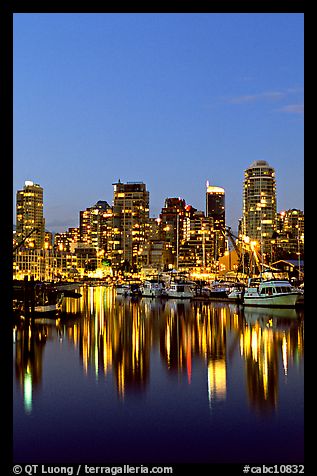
top-left (13, 286), bottom-right (304, 464)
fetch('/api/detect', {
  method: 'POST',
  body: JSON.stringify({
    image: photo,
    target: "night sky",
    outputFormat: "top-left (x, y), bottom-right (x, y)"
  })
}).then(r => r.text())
top-left (13, 13), bottom-right (304, 233)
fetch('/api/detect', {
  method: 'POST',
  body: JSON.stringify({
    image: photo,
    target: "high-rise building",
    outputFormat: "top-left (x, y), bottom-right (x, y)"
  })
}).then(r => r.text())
top-left (79, 200), bottom-right (112, 251)
top-left (206, 184), bottom-right (225, 257)
top-left (54, 227), bottom-right (80, 253)
top-left (159, 197), bottom-right (188, 268)
top-left (111, 181), bottom-right (150, 270)
top-left (242, 160), bottom-right (277, 255)
top-left (178, 210), bottom-right (215, 271)
top-left (16, 181), bottom-right (45, 249)
top-left (274, 209), bottom-right (304, 257)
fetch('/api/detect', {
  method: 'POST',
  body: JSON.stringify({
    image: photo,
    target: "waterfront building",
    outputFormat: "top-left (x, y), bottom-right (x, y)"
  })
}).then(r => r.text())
top-left (159, 197), bottom-right (188, 269)
top-left (206, 184), bottom-right (226, 258)
top-left (68, 227), bottom-right (80, 252)
top-left (79, 200), bottom-right (112, 251)
top-left (74, 243), bottom-right (97, 274)
top-left (16, 181), bottom-right (45, 249)
top-left (274, 209), bottom-right (304, 258)
top-left (44, 231), bottom-right (53, 250)
top-left (54, 227), bottom-right (80, 253)
top-left (111, 181), bottom-right (150, 270)
top-left (242, 160), bottom-right (277, 256)
top-left (140, 218), bottom-right (171, 271)
top-left (178, 210), bottom-right (215, 272)
top-left (13, 248), bottom-right (57, 281)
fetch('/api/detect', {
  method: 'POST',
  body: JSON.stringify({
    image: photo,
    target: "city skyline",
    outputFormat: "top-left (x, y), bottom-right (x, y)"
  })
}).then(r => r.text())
top-left (13, 13), bottom-right (304, 233)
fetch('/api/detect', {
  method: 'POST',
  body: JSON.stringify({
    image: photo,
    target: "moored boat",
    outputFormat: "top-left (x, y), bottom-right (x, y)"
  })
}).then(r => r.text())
top-left (115, 283), bottom-right (130, 296)
top-left (166, 281), bottom-right (195, 299)
top-left (243, 278), bottom-right (301, 308)
top-left (127, 283), bottom-right (142, 297)
top-left (141, 279), bottom-right (166, 298)
top-left (203, 281), bottom-right (231, 298)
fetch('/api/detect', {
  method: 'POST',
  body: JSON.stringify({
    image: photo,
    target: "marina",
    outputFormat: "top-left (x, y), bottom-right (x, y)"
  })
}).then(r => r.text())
top-left (11, 12), bottom-right (304, 470)
top-left (13, 284), bottom-right (304, 464)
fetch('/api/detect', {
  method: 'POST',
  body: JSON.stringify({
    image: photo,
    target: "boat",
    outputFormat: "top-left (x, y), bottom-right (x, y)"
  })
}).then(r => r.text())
top-left (243, 278), bottom-right (302, 308)
top-left (291, 282), bottom-right (304, 306)
top-left (115, 283), bottom-right (130, 296)
top-left (33, 283), bottom-right (64, 314)
top-left (227, 283), bottom-right (246, 302)
top-left (165, 281), bottom-right (195, 299)
top-left (141, 278), bottom-right (166, 298)
top-left (13, 281), bottom-right (64, 317)
top-left (203, 281), bottom-right (231, 298)
top-left (127, 283), bottom-right (142, 297)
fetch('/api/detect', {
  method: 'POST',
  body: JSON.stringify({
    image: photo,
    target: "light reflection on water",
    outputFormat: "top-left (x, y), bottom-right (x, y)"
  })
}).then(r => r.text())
top-left (13, 286), bottom-right (304, 463)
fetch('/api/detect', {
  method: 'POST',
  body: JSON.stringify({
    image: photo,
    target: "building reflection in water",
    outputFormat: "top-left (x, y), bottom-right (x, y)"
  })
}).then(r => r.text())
top-left (14, 321), bottom-right (52, 414)
top-left (240, 306), bottom-right (304, 414)
top-left (13, 286), bottom-right (304, 414)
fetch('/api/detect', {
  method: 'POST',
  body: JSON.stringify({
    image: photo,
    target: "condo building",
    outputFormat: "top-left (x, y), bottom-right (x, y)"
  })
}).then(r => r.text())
top-left (206, 184), bottom-right (225, 258)
top-left (79, 200), bottom-right (112, 251)
top-left (275, 209), bottom-right (304, 256)
top-left (178, 210), bottom-right (215, 271)
top-left (242, 160), bottom-right (277, 255)
top-left (159, 197), bottom-right (188, 268)
top-left (16, 181), bottom-right (45, 249)
top-left (111, 181), bottom-right (150, 269)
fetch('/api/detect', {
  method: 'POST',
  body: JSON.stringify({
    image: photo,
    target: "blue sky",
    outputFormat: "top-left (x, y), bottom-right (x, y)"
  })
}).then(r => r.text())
top-left (13, 13), bottom-right (304, 233)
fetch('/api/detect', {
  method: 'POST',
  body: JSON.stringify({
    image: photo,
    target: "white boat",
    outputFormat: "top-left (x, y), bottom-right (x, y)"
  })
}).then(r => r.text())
top-left (141, 279), bottom-right (166, 298)
top-left (166, 281), bottom-right (195, 299)
top-left (227, 283), bottom-right (246, 301)
top-left (227, 288), bottom-right (243, 300)
top-left (243, 278), bottom-right (302, 308)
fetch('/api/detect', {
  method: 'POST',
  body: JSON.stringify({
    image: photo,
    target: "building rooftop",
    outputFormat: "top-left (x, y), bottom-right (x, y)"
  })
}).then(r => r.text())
top-left (249, 160), bottom-right (270, 168)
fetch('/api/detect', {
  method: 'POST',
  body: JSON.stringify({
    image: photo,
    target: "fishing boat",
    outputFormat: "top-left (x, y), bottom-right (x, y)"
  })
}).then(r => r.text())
top-left (243, 278), bottom-right (302, 308)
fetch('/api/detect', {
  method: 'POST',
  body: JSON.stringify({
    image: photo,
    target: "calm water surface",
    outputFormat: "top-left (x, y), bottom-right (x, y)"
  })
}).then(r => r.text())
top-left (13, 286), bottom-right (304, 464)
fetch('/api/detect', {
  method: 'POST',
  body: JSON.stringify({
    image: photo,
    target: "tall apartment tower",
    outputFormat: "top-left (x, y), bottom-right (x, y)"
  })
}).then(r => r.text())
top-left (242, 160), bottom-right (277, 255)
top-left (159, 197), bottom-right (189, 268)
top-left (79, 200), bottom-right (112, 250)
top-left (112, 181), bottom-right (150, 269)
top-left (16, 180), bottom-right (45, 249)
top-left (206, 184), bottom-right (225, 257)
